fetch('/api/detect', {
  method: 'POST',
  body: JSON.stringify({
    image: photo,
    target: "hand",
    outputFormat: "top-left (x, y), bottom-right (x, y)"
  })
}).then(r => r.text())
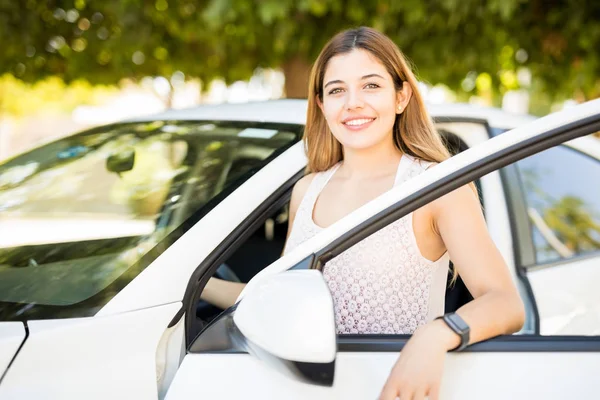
top-left (378, 320), bottom-right (458, 400)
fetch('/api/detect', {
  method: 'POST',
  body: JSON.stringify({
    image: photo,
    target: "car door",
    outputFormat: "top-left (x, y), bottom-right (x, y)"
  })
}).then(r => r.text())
top-left (165, 98), bottom-right (600, 399)
top-left (501, 137), bottom-right (600, 335)
top-left (0, 120), bottom-right (304, 399)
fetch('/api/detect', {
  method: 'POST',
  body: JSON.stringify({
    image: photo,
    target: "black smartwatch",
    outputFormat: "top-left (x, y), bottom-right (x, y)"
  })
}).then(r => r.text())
top-left (436, 312), bottom-right (470, 352)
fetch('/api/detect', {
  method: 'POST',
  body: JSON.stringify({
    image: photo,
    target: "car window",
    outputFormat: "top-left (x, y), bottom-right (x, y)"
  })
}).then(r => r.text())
top-left (516, 144), bottom-right (600, 264)
top-left (0, 120), bottom-right (300, 321)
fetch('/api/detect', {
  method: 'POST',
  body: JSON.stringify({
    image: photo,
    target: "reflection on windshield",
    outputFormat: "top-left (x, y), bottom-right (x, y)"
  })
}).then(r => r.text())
top-left (0, 120), bottom-right (299, 320)
top-left (518, 144), bottom-right (600, 263)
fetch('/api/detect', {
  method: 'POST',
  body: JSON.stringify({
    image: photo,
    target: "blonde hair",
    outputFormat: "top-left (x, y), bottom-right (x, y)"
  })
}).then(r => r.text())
top-left (304, 26), bottom-right (462, 283)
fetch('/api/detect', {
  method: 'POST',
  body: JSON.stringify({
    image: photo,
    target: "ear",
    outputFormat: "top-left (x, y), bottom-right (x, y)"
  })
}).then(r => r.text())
top-left (316, 94), bottom-right (324, 114)
top-left (395, 82), bottom-right (413, 114)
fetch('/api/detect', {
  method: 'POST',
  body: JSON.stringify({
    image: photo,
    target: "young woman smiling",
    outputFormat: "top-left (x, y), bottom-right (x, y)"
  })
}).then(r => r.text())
top-left (202, 26), bottom-right (525, 400)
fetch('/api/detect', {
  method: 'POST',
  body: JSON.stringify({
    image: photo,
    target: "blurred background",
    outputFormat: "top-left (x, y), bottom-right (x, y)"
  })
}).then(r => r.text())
top-left (1, 0), bottom-right (599, 161)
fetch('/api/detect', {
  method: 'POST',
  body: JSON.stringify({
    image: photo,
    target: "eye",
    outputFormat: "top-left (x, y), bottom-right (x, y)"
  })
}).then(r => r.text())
top-left (328, 88), bottom-right (343, 95)
top-left (364, 83), bottom-right (380, 89)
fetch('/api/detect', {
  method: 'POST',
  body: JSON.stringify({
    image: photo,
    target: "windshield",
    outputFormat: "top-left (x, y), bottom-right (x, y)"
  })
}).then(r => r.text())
top-left (0, 120), bottom-right (300, 321)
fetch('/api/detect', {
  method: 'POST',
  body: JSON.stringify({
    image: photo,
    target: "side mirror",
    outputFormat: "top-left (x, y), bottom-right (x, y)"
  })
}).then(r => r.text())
top-left (233, 270), bottom-right (337, 386)
top-left (106, 148), bottom-right (135, 174)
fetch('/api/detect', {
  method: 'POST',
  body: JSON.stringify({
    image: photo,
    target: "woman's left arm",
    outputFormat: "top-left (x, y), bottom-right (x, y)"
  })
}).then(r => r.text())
top-left (431, 183), bottom-right (526, 343)
top-left (379, 184), bottom-right (526, 400)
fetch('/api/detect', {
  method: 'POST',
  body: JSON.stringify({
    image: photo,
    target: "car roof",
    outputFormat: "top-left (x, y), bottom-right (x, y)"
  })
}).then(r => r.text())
top-left (124, 99), bottom-right (536, 130)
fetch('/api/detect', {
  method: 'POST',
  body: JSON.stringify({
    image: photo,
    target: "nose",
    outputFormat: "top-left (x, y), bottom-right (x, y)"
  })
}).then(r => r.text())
top-left (345, 88), bottom-right (364, 110)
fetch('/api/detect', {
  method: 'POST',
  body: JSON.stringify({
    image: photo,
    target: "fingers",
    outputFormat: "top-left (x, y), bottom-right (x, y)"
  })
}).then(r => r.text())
top-left (378, 383), bottom-right (419, 400)
top-left (379, 384), bottom-right (437, 400)
top-left (413, 388), bottom-right (427, 400)
top-left (427, 385), bottom-right (440, 400)
top-left (378, 381), bottom-right (399, 400)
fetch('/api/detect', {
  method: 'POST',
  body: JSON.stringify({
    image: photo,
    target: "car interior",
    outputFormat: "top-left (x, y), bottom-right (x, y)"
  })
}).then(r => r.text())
top-left (196, 130), bottom-right (477, 326)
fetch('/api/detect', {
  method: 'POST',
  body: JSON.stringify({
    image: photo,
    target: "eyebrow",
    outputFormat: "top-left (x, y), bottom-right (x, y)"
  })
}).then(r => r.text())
top-left (324, 73), bottom-right (385, 89)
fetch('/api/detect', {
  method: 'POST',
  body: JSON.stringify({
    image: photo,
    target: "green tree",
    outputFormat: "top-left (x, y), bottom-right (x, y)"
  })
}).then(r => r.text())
top-left (543, 196), bottom-right (600, 253)
top-left (1, 0), bottom-right (599, 108)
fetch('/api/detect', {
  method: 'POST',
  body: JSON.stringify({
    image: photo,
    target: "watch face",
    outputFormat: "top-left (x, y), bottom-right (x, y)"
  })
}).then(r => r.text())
top-left (447, 313), bottom-right (469, 332)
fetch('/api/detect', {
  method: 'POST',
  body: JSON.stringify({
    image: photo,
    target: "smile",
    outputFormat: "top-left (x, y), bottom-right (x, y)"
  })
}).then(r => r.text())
top-left (343, 118), bottom-right (375, 126)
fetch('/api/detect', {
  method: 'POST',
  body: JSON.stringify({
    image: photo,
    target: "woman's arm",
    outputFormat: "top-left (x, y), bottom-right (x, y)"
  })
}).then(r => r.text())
top-left (431, 184), bottom-right (526, 343)
top-left (200, 278), bottom-right (246, 310)
top-left (199, 173), bottom-right (316, 309)
top-left (379, 184), bottom-right (525, 400)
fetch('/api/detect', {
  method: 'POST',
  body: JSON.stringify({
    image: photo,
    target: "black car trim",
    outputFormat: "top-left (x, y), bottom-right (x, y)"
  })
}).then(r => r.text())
top-left (499, 165), bottom-right (537, 266)
top-left (167, 305), bottom-right (185, 329)
top-left (182, 168), bottom-right (305, 347)
top-left (311, 115), bottom-right (600, 267)
top-left (337, 334), bottom-right (600, 352)
top-left (289, 254), bottom-right (317, 271)
top-left (480, 121), bottom-right (540, 334)
top-left (190, 330), bottom-right (600, 355)
top-left (497, 163), bottom-right (540, 334)
top-left (432, 116), bottom-right (489, 126)
top-left (0, 322), bottom-right (29, 385)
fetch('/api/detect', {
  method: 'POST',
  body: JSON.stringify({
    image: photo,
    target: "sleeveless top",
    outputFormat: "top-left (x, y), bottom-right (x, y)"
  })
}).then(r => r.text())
top-left (283, 155), bottom-right (450, 334)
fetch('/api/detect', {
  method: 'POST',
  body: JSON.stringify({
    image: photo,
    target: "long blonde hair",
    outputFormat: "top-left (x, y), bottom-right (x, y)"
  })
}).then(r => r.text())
top-left (304, 26), bottom-right (462, 283)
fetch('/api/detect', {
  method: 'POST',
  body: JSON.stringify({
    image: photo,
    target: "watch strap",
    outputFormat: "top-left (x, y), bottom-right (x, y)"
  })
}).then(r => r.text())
top-left (436, 312), bottom-right (470, 352)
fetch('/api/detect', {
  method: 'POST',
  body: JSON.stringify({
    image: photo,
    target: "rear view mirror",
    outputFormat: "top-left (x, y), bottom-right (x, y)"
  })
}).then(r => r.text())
top-left (234, 270), bottom-right (337, 386)
top-left (106, 149), bottom-right (135, 174)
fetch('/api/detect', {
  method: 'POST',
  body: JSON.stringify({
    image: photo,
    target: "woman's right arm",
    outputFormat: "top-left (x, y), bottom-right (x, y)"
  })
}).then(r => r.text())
top-left (199, 173), bottom-right (316, 309)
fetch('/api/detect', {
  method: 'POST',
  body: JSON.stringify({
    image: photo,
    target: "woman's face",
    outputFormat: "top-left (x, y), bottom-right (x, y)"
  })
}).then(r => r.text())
top-left (319, 48), bottom-right (408, 152)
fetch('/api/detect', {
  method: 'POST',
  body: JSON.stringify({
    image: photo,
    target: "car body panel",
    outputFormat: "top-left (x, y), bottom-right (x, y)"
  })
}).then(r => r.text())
top-left (165, 351), bottom-right (600, 399)
top-left (530, 255), bottom-right (600, 335)
top-left (0, 323), bottom-right (25, 380)
top-left (0, 218), bottom-right (155, 249)
top-left (0, 302), bottom-right (181, 400)
top-left (124, 99), bottom-right (535, 130)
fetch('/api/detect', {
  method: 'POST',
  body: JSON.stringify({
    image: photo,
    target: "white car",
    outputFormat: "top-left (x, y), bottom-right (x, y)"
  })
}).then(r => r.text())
top-left (0, 99), bottom-right (599, 400)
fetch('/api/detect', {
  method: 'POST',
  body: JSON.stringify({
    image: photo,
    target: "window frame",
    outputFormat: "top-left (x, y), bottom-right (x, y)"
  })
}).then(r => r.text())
top-left (503, 142), bottom-right (600, 272)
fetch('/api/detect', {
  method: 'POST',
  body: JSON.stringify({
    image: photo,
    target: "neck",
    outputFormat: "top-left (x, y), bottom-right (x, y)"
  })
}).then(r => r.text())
top-left (339, 138), bottom-right (403, 180)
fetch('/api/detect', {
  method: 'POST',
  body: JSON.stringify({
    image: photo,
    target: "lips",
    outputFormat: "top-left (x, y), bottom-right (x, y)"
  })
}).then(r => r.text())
top-left (342, 117), bottom-right (376, 127)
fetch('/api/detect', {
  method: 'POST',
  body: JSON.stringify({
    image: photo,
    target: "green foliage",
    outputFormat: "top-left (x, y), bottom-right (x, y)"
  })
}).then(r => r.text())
top-left (543, 196), bottom-right (600, 253)
top-left (0, 74), bottom-right (117, 117)
top-left (1, 0), bottom-right (599, 109)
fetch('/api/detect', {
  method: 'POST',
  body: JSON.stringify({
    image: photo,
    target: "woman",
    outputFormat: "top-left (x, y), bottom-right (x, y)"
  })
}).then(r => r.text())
top-left (203, 26), bottom-right (525, 400)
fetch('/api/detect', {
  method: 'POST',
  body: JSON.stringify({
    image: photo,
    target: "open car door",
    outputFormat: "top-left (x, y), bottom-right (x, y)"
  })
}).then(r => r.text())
top-left (166, 98), bottom-right (600, 400)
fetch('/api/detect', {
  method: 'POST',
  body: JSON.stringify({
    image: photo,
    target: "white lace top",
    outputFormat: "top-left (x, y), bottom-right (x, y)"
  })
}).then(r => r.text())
top-left (283, 155), bottom-right (450, 334)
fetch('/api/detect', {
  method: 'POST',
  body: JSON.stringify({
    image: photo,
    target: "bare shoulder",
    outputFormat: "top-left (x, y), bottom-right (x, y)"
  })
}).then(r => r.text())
top-left (431, 183), bottom-right (482, 216)
top-left (290, 173), bottom-right (317, 208)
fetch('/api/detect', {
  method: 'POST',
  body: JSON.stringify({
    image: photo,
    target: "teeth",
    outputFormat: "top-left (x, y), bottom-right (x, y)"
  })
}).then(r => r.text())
top-left (345, 118), bottom-right (374, 126)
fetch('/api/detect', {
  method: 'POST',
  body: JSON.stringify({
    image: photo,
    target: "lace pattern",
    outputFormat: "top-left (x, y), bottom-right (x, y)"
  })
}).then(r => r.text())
top-left (284, 155), bottom-right (449, 334)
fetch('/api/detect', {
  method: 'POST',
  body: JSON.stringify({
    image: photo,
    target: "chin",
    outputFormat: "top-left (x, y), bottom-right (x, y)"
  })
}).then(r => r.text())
top-left (336, 133), bottom-right (387, 151)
